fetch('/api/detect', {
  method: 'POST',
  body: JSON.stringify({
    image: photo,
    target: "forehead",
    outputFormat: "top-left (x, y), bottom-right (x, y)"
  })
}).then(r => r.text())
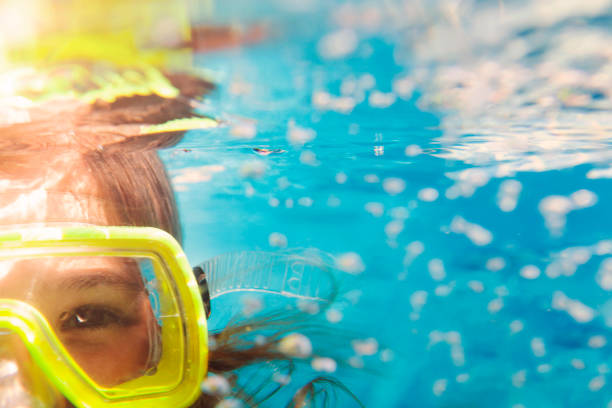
top-left (0, 152), bottom-right (109, 226)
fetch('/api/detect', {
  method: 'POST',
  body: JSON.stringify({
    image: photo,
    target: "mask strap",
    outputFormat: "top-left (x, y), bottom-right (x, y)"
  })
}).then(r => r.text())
top-left (193, 250), bottom-right (338, 318)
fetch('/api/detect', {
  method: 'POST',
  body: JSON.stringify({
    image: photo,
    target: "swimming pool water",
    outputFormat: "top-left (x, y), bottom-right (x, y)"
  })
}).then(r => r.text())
top-left (161, 1), bottom-right (612, 406)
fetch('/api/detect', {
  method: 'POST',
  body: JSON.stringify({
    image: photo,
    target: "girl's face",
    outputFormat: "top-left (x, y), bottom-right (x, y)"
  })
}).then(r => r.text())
top-left (0, 152), bottom-right (160, 402)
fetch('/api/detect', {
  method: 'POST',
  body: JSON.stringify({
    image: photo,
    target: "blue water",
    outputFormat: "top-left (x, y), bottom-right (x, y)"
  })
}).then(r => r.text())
top-left (161, 1), bottom-right (612, 406)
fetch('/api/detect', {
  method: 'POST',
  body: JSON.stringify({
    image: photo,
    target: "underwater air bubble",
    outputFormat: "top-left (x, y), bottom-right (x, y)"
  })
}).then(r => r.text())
top-left (297, 197), bottom-right (314, 207)
top-left (268, 232), bottom-right (288, 248)
top-left (380, 349), bottom-right (395, 363)
top-left (456, 373), bottom-right (470, 383)
top-left (428, 259), bottom-right (446, 281)
top-left (531, 338), bottom-right (546, 357)
top-left (201, 374), bottom-right (231, 397)
top-left (297, 299), bottom-right (320, 315)
top-left (468, 280), bottom-right (484, 293)
top-left (588, 376), bottom-right (605, 392)
top-left (368, 91), bottom-right (397, 108)
top-left (215, 398), bottom-right (244, 408)
top-left (335, 252), bottom-right (366, 275)
top-left (272, 373), bottom-right (291, 385)
top-left (299, 151), bottom-right (319, 166)
top-left (392, 76), bottom-right (414, 99)
top-left (287, 120), bottom-right (316, 146)
top-left (352, 338), bottom-right (379, 356)
top-left (239, 160), bottom-right (266, 179)
top-left (335, 172), bottom-right (348, 184)
top-left (278, 333), bottom-right (312, 358)
top-left (364, 202), bottom-right (384, 217)
top-left (588, 335), bottom-right (607, 349)
top-left (537, 364), bottom-right (552, 374)
top-left (325, 308), bottom-right (343, 323)
top-left (364, 174), bottom-right (380, 183)
top-left (404, 144), bottom-right (423, 157)
top-left (450, 216), bottom-right (493, 246)
top-left (486, 257), bottom-right (506, 272)
top-left (520, 265), bottom-right (541, 279)
top-left (571, 359), bottom-right (586, 370)
top-left (382, 177), bottom-right (406, 195)
top-left (512, 370), bottom-right (527, 388)
top-left (317, 29), bottom-right (358, 59)
top-left (230, 122), bottom-right (256, 139)
top-left (596, 258), bottom-right (612, 290)
top-left (510, 320), bottom-right (524, 334)
top-left (418, 188), bottom-right (439, 202)
top-left (497, 180), bottom-right (522, 212)
top-left (487, 298), bottom-right (504, 314)
top-left (240, 295), bottom-right (263, 317)
top-left (432, 379), bottom-right (447, 397)
top-left (311, 357), bottom-right (337, 373)
top-left (552, 291), bottom-right (595, 323)
top-left (570, 189), bottom-right (598, 209)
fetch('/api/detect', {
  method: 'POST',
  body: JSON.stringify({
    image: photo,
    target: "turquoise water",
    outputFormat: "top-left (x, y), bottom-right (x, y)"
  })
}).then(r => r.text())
top-left (162, 1), bottom-right (612, 406)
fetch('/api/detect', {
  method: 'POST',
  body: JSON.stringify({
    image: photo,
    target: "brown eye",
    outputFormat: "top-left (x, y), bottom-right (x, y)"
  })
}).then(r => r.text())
top-left (59, 305), bottom-right (125, 330)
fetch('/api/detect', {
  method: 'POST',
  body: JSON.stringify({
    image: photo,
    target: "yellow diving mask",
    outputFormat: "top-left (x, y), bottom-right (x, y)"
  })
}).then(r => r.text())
top-left (0, 224), bottom-right (336, 408)
top-left (0, 225), bottom-right (208, 408)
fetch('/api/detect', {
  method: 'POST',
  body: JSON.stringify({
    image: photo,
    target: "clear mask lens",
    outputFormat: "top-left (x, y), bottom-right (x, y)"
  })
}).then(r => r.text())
top-left (0, 256), bottom-right (164, 388)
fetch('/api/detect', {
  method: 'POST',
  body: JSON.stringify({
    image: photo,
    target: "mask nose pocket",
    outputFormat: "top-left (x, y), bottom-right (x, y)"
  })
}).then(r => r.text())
top-left (0, 330), bottom-right (64, 408)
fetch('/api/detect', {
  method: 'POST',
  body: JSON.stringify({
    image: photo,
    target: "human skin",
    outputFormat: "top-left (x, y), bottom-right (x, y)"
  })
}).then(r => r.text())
top-left (0, 150), bottom-right (160, 403)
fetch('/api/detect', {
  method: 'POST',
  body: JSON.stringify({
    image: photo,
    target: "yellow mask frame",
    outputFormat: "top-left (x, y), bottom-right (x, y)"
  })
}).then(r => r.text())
top-left (0, 225), bottom-right (208, 408)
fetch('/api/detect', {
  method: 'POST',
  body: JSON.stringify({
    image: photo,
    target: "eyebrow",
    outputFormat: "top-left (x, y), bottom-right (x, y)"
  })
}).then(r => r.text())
top-left (58, 271), bottom-right (145, 291)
